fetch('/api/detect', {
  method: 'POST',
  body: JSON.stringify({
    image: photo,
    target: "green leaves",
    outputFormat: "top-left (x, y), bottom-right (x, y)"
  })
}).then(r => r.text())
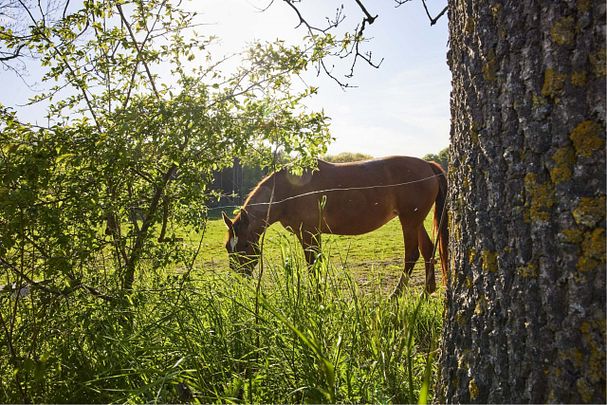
top-left (0, 0), bottom-right (331, 294)
top-left (0, 2), bottom-right (337, 402)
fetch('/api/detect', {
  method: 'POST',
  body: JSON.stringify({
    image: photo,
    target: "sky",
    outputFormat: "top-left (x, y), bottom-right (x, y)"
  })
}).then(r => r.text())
top-left (0, 0), bottom-right (451, 158)
top-left (195, 0), bottom-right (451, 158)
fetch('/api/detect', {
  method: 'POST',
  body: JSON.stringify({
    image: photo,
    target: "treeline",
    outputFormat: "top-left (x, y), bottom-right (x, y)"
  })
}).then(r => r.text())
top-left (422, 147), bottom-right (449, 172)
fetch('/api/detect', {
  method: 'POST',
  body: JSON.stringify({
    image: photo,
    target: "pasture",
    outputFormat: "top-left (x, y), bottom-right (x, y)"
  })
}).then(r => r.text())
top-left (199, 214), bottom-right (443, 292)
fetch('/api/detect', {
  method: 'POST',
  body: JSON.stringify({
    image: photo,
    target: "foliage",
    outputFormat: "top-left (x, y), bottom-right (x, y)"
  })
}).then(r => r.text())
top-left (0, 2), bottom-right (332, 399)
top-left (0, 236), bottom-right (442, 403)
top-left (0, 0), bottom-right (331, 295)
top-left (323, 151), bottom-right (374, 163)
top-left (0, 1), bottom-right (444, 403)
top-left (422, 147), bottom-right (449, 171)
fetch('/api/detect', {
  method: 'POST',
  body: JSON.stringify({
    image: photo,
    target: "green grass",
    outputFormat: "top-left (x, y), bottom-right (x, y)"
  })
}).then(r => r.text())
top-left (198, 214), bottom-right (442, 293)
top-left (1, 215), bottom-right (444, 403)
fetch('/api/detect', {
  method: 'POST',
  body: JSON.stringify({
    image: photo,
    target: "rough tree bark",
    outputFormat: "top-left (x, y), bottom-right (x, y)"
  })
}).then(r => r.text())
top-left (440, 0), bottom-right (605, 403)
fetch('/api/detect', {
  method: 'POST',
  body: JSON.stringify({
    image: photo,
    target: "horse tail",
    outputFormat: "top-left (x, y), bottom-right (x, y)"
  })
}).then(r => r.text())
top-left (428, 161), bottom-right (449, 286)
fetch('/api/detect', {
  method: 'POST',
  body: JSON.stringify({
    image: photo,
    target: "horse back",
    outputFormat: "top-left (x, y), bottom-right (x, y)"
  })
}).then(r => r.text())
top-left (278, 156), bottom-right (439, 235)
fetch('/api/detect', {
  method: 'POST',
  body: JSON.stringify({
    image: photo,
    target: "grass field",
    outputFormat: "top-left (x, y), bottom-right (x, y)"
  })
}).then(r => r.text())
top-left (197, 213), bottom-right (443, 295)
top-left (1, 213), bottom-right (445, 403)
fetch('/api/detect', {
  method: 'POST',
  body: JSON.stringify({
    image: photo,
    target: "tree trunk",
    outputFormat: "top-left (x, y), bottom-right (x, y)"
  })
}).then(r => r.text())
top-left (440, 1), bottom-right (605, 403)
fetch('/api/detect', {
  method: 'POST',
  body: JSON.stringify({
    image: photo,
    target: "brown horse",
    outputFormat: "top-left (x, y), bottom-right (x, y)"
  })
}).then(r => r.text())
top-left (222, 156), bottom-right (448, 296)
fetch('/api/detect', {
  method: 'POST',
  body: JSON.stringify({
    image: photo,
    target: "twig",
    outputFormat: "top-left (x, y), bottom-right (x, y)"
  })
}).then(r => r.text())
top-left (116, 2), bottom-right (165, 99)
top-left (0, 256), bottom-right (114, 302)
top-left (0, 44), bottom-right (26, 61)
top-left (420, 0), bottom-right (448, 26)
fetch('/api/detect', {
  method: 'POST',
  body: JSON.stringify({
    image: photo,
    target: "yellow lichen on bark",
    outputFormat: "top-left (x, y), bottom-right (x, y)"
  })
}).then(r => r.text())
top-left (576, 378), bottom-right (594, 403)
top-left (467, 248), bottom-right (476, 265)
top-left (464, 15), bottom-right (475, 36)
top-left (468, 378), bottom-right (479, 400)
top-left (571, 71), bottom-right (587, 87)
top-left (550, 16), bottom-right (575, 46)
top-left (474, 294), bottom-right (487, 315)
top-left (577, 228), bottom-right (605, 272)
top-left (541, 68), bottom-right (567, 98)
top-left (572, 196), bottom-right (606, 227)
top-left (576, 0), bottom-right (591, 12)
top-left (482, 49), bottom-right (497, 81)
top-left (569, 120), bottom-right (605, 157)
top-left (581, 318), bottom-right (607, 383)
top-left (561, 228), bottom-right (584, 244)
top-left (470, 124), bottom-right (480, 145)
top-left (550, 146), bottom-right (575, 183)
top-left (481, 250), bottom-right (497, 272)
top-left (517, 262), bottom-right (539, 278)
top-left (524, 173), bottom-right (555, 221)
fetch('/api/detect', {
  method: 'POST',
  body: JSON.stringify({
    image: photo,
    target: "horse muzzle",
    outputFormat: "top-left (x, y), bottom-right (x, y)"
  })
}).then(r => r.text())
top-left (229, 253), bottom-right (258, 276)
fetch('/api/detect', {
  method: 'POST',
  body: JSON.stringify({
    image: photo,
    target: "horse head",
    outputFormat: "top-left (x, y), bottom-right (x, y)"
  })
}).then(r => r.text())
top-left (222, 210), bottom-right (260, 276)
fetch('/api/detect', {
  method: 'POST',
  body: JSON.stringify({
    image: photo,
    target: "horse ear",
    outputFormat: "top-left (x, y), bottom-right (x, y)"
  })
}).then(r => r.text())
top-left (239, 209), bottom-right (249, 227)
top-left (222, 212), bottom-right (233, 229)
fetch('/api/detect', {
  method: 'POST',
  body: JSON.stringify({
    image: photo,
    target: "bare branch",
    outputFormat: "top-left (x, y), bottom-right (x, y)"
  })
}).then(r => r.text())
top-left (253, 0), bottom-right (275, 13)
top-left (0, 44), bottom-right (26, 61)
top-left (354, 0), bottom-right (377, 24)
top-left (420, 0), bottom-right (448, 26)
top-left (62, 0), bottom-right (70, 19)
top-left (278, 0), bottom-right (386, 88)
top-left (394, 0), bottom-right (414, 6)
top-left (282, 0), bottom-right (339, 33)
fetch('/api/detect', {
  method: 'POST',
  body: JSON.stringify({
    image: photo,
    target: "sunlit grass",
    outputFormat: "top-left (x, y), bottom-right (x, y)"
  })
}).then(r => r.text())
top-left (1, 214), bottom-right (443, 403)
top-left (196, 213), bottom-right (440, 292)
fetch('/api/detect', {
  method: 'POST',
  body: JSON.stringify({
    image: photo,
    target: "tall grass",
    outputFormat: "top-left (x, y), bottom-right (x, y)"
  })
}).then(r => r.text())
top-left (0, 236), bottom-right (442, 403)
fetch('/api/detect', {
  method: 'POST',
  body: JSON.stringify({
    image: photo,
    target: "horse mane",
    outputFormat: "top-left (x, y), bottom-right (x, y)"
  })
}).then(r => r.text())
top-left (242, 169), bottom-right (283, 209)
top-left (241, 160), bottom-right (322, 209)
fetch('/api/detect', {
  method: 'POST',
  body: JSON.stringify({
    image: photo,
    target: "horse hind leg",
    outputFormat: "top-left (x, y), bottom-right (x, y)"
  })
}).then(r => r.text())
top-left (391, 216), bottom-right (420, 298)
top-left (418, 225), bottom-right (436, 294)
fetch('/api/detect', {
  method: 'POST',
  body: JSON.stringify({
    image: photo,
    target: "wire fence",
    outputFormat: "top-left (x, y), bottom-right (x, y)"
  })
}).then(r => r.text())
top-left (208, 171), bottom-right (446, 212)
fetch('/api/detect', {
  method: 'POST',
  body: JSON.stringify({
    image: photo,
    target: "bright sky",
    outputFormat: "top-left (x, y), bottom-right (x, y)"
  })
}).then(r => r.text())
top-left (0, 0), bottom-right (450, 158)
top-left (195, 0), bottom-right (451, 158)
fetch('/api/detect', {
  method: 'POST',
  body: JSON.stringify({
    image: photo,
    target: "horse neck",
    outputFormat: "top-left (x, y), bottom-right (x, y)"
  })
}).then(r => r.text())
top-left (243, 172), bottom-right (286, 232)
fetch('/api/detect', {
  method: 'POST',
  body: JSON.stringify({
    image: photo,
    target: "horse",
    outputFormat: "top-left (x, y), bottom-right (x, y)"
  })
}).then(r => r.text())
top-left (222, 156), bottom-right (448, 296)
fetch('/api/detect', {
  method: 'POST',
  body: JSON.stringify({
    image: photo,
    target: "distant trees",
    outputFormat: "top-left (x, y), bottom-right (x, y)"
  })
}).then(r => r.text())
top-left (323, 152), bottom-right (374, 163)
top-left (422, 147), bottom-right (448, 172)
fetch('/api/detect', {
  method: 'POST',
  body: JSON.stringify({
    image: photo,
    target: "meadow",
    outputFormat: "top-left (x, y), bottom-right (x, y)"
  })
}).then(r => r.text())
top-left (199, 213), bottom-right (442, 292)
top-left (0, 215), bottom-right (444, 403)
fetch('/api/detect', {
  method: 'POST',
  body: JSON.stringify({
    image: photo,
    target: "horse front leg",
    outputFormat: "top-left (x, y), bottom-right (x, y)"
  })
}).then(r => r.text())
top-left (298, 229), bottom-right (321, 266)
top-left (391, 216), bottom-right (420, 299)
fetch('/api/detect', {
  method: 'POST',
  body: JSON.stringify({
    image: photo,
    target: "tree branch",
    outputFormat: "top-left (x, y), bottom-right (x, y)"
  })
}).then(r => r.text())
top-left (0, 256), bottom-right (114, 302)
top-left (354, 0), bottom-right (377, 24)
top-left (116, 2), bottom-right (164, 100)
top-left (0, 44), bottom-right (26, 61)
top-left (420, 0), bottom-right (448, 26)
top-left (279, 0), bottom-right (385, 88)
